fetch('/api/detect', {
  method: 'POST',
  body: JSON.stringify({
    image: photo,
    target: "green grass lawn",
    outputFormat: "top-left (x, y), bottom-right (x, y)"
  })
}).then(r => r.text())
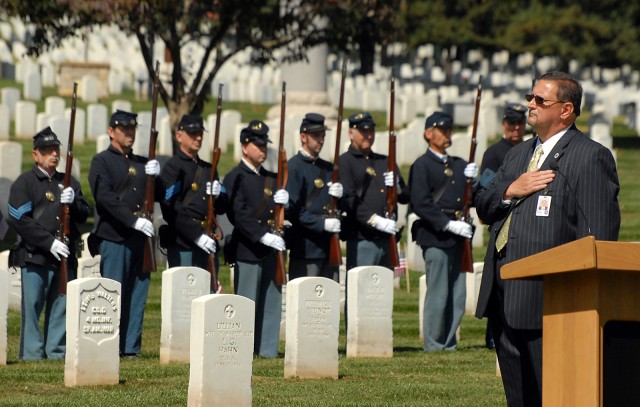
top-left (1, 268), bottom-right (506, 406)
top-left (1, 79), bottom-right (639, 405)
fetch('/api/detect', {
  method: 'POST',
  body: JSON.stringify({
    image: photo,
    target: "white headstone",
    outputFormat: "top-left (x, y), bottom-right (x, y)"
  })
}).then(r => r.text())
top-left (419, 274), bottom-right (426, 340)
top-left (96, 134), bottom-right (110, 153)
top-left (45, 96), bottom-right (66, 117)
top-left (0, 105), bottom-right (9, 140)
top-left (465, 262), bottom-right (484, 316)
top-left (108, 70), bottom-right (123, 95)
top-left (160, 267), bottom-right (210, 364)
top-left (87, 104), bottom-right (108, 140)
top-left (14, 100), bottom-right (36, 139)
top-left (0, 251), bottom-right (21, 311)
top-left (55, 155), bottom-right (81, 181)
top-left (80, 75), bottom-right (98, 103)
top-left (157, 115), bottom-right (173, 156)
top-left (77, 256), bottom-right (101, 279)
top-left (188, 294), bottom-right (255, 407)
top-left (41, 62), bottom-right (55, 87)
top-left (1, 87), bottom-right (20, 119)
top-left (36, 112), bottom-right (51, 133)
top-left (111, 99), bottom-right (132, 114)
top-left (284, 277), bottom-right (340, 379)
top-left (64, 107), bottom-right (86, 145)
top-left (0, 269), bottom-right (7, 365)
top-left (346, 266), bottom-right (394, 358)
top-left (23, 70), bottom-right (42, 101)
top-left (64, 277), bottom-right (121, 387)
top-left (0, 141), bottom-right (23, 181)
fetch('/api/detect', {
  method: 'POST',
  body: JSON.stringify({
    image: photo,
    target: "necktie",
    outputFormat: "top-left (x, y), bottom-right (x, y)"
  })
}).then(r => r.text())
top-left (495, 144), bottom-right (544, 252)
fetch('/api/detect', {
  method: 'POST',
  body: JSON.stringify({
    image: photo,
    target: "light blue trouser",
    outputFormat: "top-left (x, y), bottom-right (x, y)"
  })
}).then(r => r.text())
top-left (235, 253), bottom-right (282, 358)
top-left (346, 239), bottom-right (390, 271)
top-left (167, 245), bottom-right (220, 293)
top-left (288, 257), bottom-right (338, 282)
top-left (100, 237), bottom-right (150, 355)
top-left (423, 245), bottom-right (466, 351)
top-left (20, 263), bottom-right (69, 360)
top-left (167, 245), bottom-right (208, 269)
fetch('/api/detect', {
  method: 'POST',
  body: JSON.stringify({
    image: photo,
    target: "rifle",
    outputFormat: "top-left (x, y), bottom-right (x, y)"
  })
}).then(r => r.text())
top-left (326, 57), bottom-right (347, 267)
top-left (460, 77), bottom-right (483, 273)
top-left (386, 76), bottom-right (400, 268)
top-left (56, 82), bottom-right (77, 295)
top-left (205, 84), bottom-right (224, 293)
top-left (142, 61), bottom-right (160, 273)
top-left (273, 82), bottom-right (288, 286)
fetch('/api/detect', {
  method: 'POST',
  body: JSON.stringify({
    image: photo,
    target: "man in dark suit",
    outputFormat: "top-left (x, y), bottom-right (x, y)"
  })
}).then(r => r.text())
top-left (475, 71), bottom-right (620, 407)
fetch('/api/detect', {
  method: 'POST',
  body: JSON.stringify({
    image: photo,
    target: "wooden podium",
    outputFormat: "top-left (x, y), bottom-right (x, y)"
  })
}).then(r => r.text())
top-left (501, 236), bottom-right (640, 407)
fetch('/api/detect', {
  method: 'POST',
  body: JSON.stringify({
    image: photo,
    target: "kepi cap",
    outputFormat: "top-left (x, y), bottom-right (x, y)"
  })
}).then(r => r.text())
top-left (504, 103), bottom-right (527, 123)
top-left (425, 111), bottom-right (453, 129)
top-left (300, 113), bottom-right (329, 133)
top-left (110, 109), bottom-right (138, 127)
top-left (33, 127), bottom-right (61, 149)
top-left (240, 120), bottom-right (271, 146)
top-left (348, 112), bottom-right (375, 130)
top-left (178, 114), bottom-right (206, 133)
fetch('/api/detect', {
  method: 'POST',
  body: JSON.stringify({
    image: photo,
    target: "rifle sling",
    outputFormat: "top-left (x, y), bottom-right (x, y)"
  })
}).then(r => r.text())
top-left (253, 176), bottom-right (276, 219)
top-left (182, 166), bottom-right (204, 208)
top-left (305, 168), bottom-right (327, 209)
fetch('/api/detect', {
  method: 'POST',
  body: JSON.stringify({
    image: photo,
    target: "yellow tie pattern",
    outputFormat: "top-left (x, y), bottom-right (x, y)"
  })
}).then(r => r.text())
top-left (495, 144), bottom-right (544, 252)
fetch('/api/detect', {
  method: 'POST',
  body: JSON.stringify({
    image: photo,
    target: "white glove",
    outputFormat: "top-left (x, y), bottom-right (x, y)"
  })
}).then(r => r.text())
top-left (60, 186), bottom-right (74, 204)
top-left (195, 234), bottom-right (217, 254)
top-left (274, 189), bottom-right (289, 205)
top-left (145, 159), bottom-right (160, 176)
top-left (444, 220), bottom-right (473, 239)
top-left (324, 218), bottom-right (341, 233)
top-left (327, 182), bottom-right (343, 199)
top-left (50, 239), bottom-right (70, 261)
top-left (383, 171), bottom-right (395, 187)
top-left (206, 180), bottom-right (221, 198)
top-left (373, 215), bottom-right (398, 235)
top-left (464, 163), bottom-right (478, 179)
top-left (133, 218), bottom-right (155, 237)
top-left (259, 233), bottom-right (286, 251)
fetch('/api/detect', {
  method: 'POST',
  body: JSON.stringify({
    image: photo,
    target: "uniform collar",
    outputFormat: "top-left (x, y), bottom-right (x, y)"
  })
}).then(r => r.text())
top-left (177, 149), bottom-right (200, 162)
top-left (32, 163), bottom-right (56, 180)
top-left (241, 158), bottom-right (261, 175)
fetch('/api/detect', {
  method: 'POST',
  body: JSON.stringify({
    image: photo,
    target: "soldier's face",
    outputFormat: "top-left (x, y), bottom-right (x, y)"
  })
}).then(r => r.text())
top-left (349, 127), bottom-right (375, 153)
top-left (242, 141), bottom-right (267, 167)
top-left (425, 127), bottom-right (452, 154)
top-left (32, 145), bottom-right (60, 173)
top-left (503, 120), bottom-right (526, 144)
top-left (108, 125), bottom-right (136, 153)
top-left (177, 130), bottom-right (203, 156)
top-left (301, 131), bottom-right (325, 157)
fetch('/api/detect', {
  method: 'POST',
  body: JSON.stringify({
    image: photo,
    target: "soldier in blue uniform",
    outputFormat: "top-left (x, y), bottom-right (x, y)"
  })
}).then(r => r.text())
top-left (160, 114), bottom-right (226, 270)
top-left (408, 111), bottom-right (478, 351)
top-left (88, 110), bottom-right (161, 357)
top-left (286, 113), bottom-right (343, 281)
top-left (222, 120), bottom-right (289, 358)
top-left (479, 104), bottom-right (527, 188)
top-left (339, 112), bottom-right (409, 270)
top-left (8, 127), bottom-right (89, 360)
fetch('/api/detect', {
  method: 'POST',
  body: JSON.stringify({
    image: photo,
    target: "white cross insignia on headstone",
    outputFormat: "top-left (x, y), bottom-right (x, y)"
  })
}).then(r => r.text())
top-left (187, 274), bottom-right (195, 285)
top-left (224, 304), bottom-right (235, 319)
top-left (315, 285), bottom-right (324, 297)
top-left (372, 273), bottom-right (380, 285)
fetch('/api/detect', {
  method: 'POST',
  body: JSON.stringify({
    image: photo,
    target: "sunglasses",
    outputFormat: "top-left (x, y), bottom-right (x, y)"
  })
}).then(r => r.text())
top-left (525, 93), bottom-right (566, 106)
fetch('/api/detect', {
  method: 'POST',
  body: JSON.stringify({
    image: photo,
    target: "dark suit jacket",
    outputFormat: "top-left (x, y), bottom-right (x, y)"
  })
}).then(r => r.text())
top-left (475, 125), bottom-right (620, 330)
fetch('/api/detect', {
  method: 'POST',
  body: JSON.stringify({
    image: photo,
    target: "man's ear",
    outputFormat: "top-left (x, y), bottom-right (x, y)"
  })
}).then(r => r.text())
top-left (424, 128), bottom-right (431, 143)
